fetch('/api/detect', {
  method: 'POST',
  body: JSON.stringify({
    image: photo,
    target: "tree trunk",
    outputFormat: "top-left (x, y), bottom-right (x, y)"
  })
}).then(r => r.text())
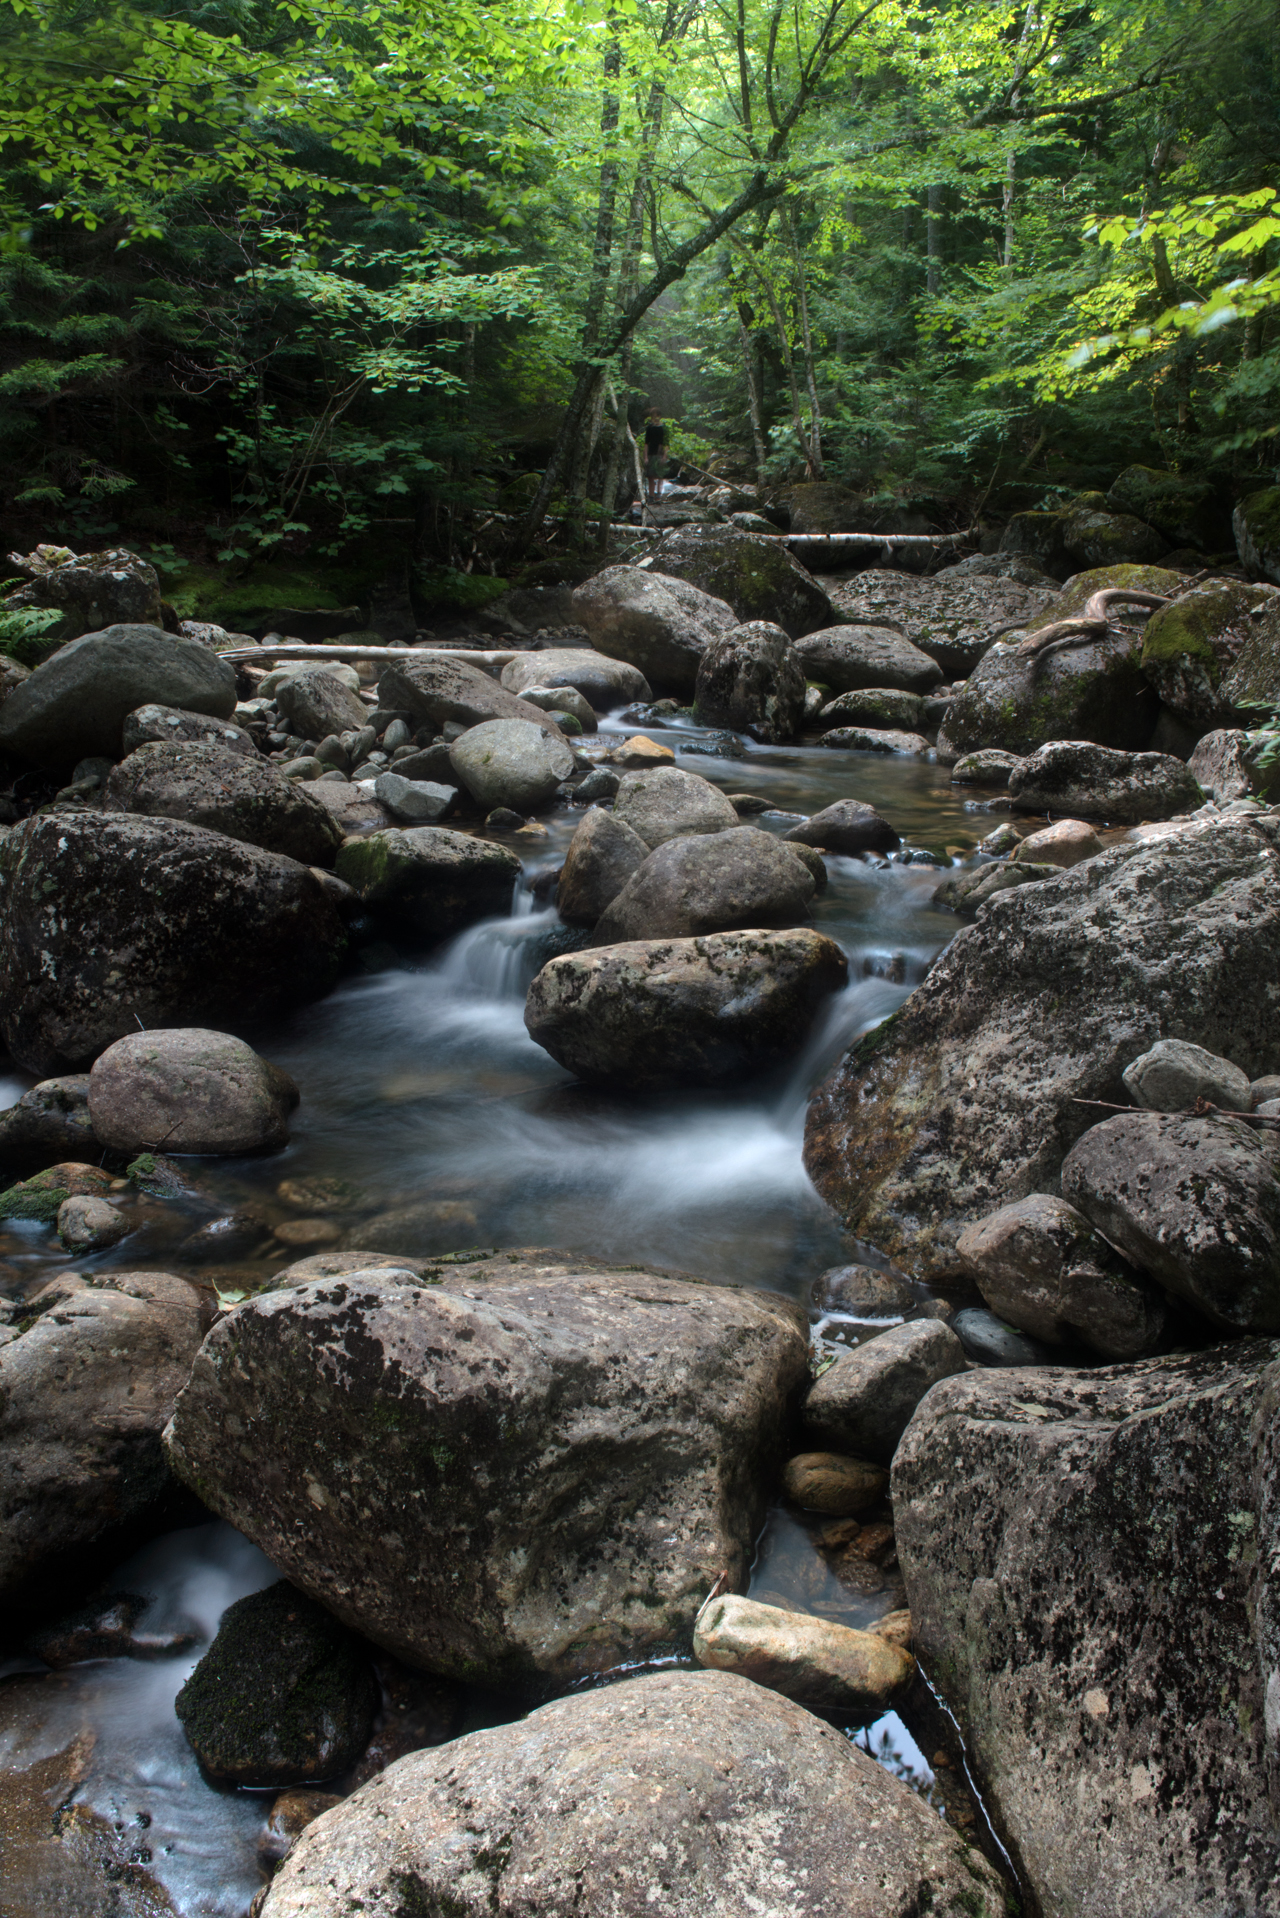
top-left (737, 304), bottom-right (768, 487)
top-left (784, 204), bottom-right (824, 479)
top-left (926, 182), bottom-right (943, 295)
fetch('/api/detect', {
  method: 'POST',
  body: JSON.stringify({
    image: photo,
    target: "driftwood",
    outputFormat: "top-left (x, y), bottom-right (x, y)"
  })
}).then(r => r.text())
top-left (221, 643), bottom-right (520, 668)
top-left (1012, 587), bottom-right (1171, 659)
top-left (1071, 1097), bottom-right (1280, 1131)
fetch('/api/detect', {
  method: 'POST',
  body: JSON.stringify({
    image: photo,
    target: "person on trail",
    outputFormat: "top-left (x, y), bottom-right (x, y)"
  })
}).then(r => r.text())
top-left (643, 406), bottom-right (669, 502)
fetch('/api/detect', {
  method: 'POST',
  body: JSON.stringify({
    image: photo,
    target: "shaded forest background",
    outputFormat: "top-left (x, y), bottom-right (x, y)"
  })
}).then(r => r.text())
top-left (1, 0), bottom-right (1277, 622)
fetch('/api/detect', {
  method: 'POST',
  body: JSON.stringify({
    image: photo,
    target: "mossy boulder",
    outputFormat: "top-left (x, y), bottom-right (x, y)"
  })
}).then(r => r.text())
top-left (0, 1161), bottom-right (114, 1222)
top-left (936, 626), bottom-right (1158, 760)
top-left (998, 510), bottom-right (1071, 578)
top-left (1059, 502), bottom-right (1168, 570)
top-left (1043, 562), bottom-right (1184, 622)
top-left (1138, 580), bottom-right (1278, 729)
top-left (335, 826), bottom-right (521, 943)
top-left (175, 1580), bottom-right (377, 1785)
top-left (1107, 465), bottom-right (1231, 551)
top-left (1221, 598), bottom-right (1280, 714)
top-left (646, 526), bottom-right (835, 638)
top-left (1234, 487), bottom-right (1280, 584)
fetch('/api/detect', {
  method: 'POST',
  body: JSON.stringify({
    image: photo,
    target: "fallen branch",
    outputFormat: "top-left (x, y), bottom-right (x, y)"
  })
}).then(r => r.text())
top-left (222, 643), bottom-right (521, 668)
top-left (1071, 1097), bottom-right (1280, 1131)
top-left (1014, 587), bottom-right (1170, 658)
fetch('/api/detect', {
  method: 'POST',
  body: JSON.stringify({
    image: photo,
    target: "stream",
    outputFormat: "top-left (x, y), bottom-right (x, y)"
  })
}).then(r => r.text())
top-left (0, 712), bottom-right (1004, 1915)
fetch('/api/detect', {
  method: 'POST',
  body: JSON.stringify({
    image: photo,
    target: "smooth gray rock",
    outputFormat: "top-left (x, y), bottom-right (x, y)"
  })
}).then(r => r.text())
top-left (335, 827), bottom-right (520, 943)
top-left (594, 828), bottom-right (814, 942)
top-left (525, 929), bottom-right (848, 1089)
top-left (166, 1255), bottom-right (807, 1686)
top-left (956, 1194), bottom-right (1165, 1358)
top-left (804, 815), bottom-right (1280, 1278)
top-left (951, 748), bottom-right (1023, 785)
top-left (372, 771), bottom-right (455, 823)
top-left (783, 799), bottom-right (900, 856)
top-left (893, 1344), bottom-right (1280, 1918)
top-left (645, 524), bottom-right (836, 638)
top-left (555, 807), bottom-right (649, 927)
top-left (569, 566), bottom-right (737, 696)
top-left (103, 740), bottom-right (344, 865)
top-left (258, 1669), bottom-right (1005, 1918)
top-left (828, 565), bottom-right (1056, 678)
top-left (0, 624), bottom-right (237, 763)
top-left (1061, 1110), bottom-right (1280, 1333)
top-left (88, 1028), bottom-right (298, 1155)
top-left (512, 684), bottom-right (597, 731)
top-left (1121, 1036), bottom-right (1253, 1113)
top-left (0, 813), bottom-right (347, 1076)
top-left (274, 667), bottom-right (368, 739)
top-left (1, 1270), bottom-right (205, 1615)
top-left (693, 620), bottom-right (805, 743)
top-left (803, 1319), bottom-right (967, 1462)
top-left (123, 702), bottom-right (258, 757)
top-left (794, 625), bottom-right (944, 695)
top-left (611, 764), bottom-right (739, 847)
top-left (1008, 740), bottom-right (1202, 823)
top-left (448, 718), bottom-right (575, 812)
top-left (815, 687), bottom-right (925, 732)
top-left (949, 1306), bottom-right (1056, 1367)
top-left (377, 653), bottom-right (565, 737)
top-left (501, 647), bottom-right (650, 711)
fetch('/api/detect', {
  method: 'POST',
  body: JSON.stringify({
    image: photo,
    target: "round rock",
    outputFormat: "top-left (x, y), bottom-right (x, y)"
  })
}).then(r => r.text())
top-left (448, 718), bottom-right (575, 812)
top-left (0, 624), bottom-right (238, 763)
top-left (611, 765), bottom-right (739, 847)
top-left (1121, 1037), bottom-right (1253, 1113)
top-left (593, 828), bottom-right (815, 942)
top-left (88, 1028), bottom-right (299, 1155)
top-left (783, 799), bottom-right (900, 856)
top-left (804, 1319), bottom-right (968, 1463)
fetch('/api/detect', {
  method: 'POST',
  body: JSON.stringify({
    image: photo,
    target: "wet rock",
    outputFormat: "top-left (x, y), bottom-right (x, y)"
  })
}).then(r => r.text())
top-left (956, 1194), bottom-right (1166, 1359)
top-left (813, 1263), bottom-right (917, 1317)
top-left (950, 1305), bottom-right (1057, 1367)
top-left (1121, 1035), bottom-right (1253, 1112)
top-left (594, 828), bottom-right (815, 942)
top-left (1061, 1110), bottom-right (1280, 1333)
top-left (103, 740), bottom-right (344, 865)
top-left (1138, 580), bottom-right (1277, 729)
top-left (377, 652), bottom-right (564, 738)
top-left (88, 1028), bottom-right (298, 1155)
top-left (1189, 726), bottom-right (1277, 804)
top-left (782, 1452), bottom-right (888, 1515)
top-left (1, 1269), bottom-right (205, 1614)
top-left (23, 1591), bottom-right (196, 1667)
top-left (448, 717), bottom-right (575, 812)
top-left (611, 763), bottom-right (738, 846)
top-left (804, 1320), bottom-right (967, 1462)
top-left (0, 813), bottom-right (347, 1076)
top-left (122, 701), bottom-right (258, 757)
top-left (57, 1193), bottom-right (132, 1253)
top-left (892, 1343), bottom-right (1280, 1918)
top-left (348, 1199), bottom-right (480, 1253)
top-left (829, 565), bottom-right (1057, 678)
top-left (602, 732), bottom-right (677, 769)
top-left (0, 624), bottom-right (238, 764)
top-left (1007, 739), bottom-right (1202, 823)
top-left (572, 765), bottom-right (621, 803)
top-left (782, 799), bottom-right (900, 856)
top-left (334, 826), bottom-right (520, 943)
top-left (259, 1790), bottom-right (345, 1871)
top-left (176, 1581), bottom-right (378, 1787)
top-left (693, 620), bottom-right (805, 743)
top-left (0, 1076), bottom-right (97, 1166)
top-left (274, 667), bottom-right (368, 740)
top-left (1, 1160), bottom-right (123, 1222)
top-left (951, 748), bottom-right (1023, 785)
top-left (815, 687), bottom-right (925, 732)
top-left (804, 815), bottom-right (1280, 1278)
top-left (1010, 817), bottom-right (1103, 867)
top-left (514, 683), bottom-right (597, 731)
top-left (794, 625), bottom-right (944, 695)
top-left (166, 1254), bottom-right (807, 1687)
top-left (818, 725), bottom-right (932, 755)
top-left (693, 1594), bottom-right (913, 1717)
top-left (645, 524), bottom-right (835, 637)
top-left (370, 769), bottom-right (455, 822)
top-left (525, 929), bottom-right (847, 1089)
top-left (258, 1668), bottom-right (1004, 1918)
top-left (555, 806), bottom-right (650, 926)
top-left (568, 565), bottom-right (737, 696)
top-left (2, 543), bottom-right (164, 644)
top-left (501, 646), bottom-right (650, 711)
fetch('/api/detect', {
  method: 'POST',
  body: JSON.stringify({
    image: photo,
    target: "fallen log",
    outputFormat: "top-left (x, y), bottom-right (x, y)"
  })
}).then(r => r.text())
top-left (221, 643), bottom-right (521, 668)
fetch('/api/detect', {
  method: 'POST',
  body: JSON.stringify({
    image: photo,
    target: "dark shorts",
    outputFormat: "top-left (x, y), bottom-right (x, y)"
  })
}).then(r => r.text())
top-left (645, 452), bottom-right (666, 479)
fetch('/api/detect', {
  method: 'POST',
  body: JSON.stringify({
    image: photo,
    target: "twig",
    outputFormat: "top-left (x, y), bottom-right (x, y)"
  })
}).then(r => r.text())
top-left (1071, 1097), bottom-right (1280, 1131)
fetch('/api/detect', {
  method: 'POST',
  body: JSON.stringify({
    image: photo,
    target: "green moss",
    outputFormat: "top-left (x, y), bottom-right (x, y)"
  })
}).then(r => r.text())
top-left (1238, 487), bottom-right (1280, 556)
top-left (165, 559), bottom-right (375, 627)
top-left (413, 566), bottom-right (511, 615)
top-left (1028, 564), bottom-right (1183, 632)
top-left (0, 1179), bottom-right (67, 1222)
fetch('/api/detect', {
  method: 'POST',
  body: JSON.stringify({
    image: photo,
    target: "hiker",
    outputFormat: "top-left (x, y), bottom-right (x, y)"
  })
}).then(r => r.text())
top-left (643, 406), bottom-right (669, 502)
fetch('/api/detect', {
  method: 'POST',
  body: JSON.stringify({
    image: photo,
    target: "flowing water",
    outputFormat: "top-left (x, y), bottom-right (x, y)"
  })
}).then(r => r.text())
top-left (0, 713), bottom-right (1014, 1914)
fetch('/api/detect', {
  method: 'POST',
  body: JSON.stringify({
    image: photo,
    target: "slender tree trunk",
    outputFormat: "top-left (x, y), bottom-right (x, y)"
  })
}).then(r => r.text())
top-left (1002, 2), bottom-right (1037, 270)
top-left (737, 303), bottom-right (768, 487)
top-left (565, 33), bottom-right (622, 538)
top-left (926, 182), bottom-right (943, 295)
top-left (784, 204), bottom-right (823, 478)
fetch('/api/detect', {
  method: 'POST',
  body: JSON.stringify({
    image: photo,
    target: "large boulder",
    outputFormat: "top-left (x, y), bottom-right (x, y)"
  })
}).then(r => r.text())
top-left (892, 1344), bottom-right (1280, 1918)
top-left (611, 764), bottom-right (739, 847)
top-left (814, 687), bottom-right (925, 732)
top-left (0, 624), bottom-right (237, 764)
top-left (165, 1254), bottom-right (807, 1686)
top-left (1234, 485), bottom-right (1280, 583)
top-left (1221, 597), bottom-right (1280, 714)
top-left (593, 828), bottom-right (814, 942)
top-left (804, 815), bottom-right (1280, 1277)
top-left (1137, 580), bottom-right (1277, 730)
top-left (1061, 1111), bottom-right (1280, 1334)
top-left (693, 620), bottom-right (805, 742)
top-left (526, 929), bottom-right (848, 1088)
top-left (555, 806), bottom-right (649, 926)
top-left (829, 566), bottom-right (1058, 679)
top-left (376, 652), bottom-right (565, 737)
top-left (1007, 740), bottom-right (1203, 823)
top-left (500, 646), bottom-right (650, 711)
top-left (783, 799), bottom-right (901, 856)
top-left (793, 625), bottom-right (944, 695)
top-left (2, 543), bottom-right (164, 644)
top-left (937, 632), bottom-right (1155, 761)
top-left (644, 525), bottom-right (835, 638)
top-left (334, 827), bottom-right (520, 943)
top-left (103, 739), bottom-right (344, 865)
top-left (1107, 464), bottom-right (1231, 551)
top-left (803, 1320), bottom-right (967, 1462)
top-left (259, 1669), bottom-right (1006, 1918)
top-left (87, 1028), bottom-right (298, 1155)
top-left (1058, 501), bottom-right (1170, 570)
top-left (568, 566), bottom-right (736, 696)
top-left (447, 717), bottom-right (574, 812)
top-left (0, 813), bottom-right (347, 1076)
top-left (1, 1269), bottom-right (206, 1616)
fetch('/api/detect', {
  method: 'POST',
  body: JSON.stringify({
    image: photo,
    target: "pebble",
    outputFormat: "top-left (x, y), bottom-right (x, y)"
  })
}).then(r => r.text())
top-left (602, 736), bottom-right (675, 769)
top-left (1012, 819), bottom-right (1102, 867)
top-left (951, 1305), bottom-right (1055, 1367)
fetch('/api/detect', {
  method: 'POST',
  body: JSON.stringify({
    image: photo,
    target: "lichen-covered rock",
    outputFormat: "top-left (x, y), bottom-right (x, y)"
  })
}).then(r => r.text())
top-left (951, 749), bottom-right (1024, 785)
top-left (803, 1320), bottom-right (967, 1462)
top-left (829, 566), bottom-right (1057, 679)
top-left (1235, 485), bottom-right (1280, 583)
top-left (165, 1255), bottom-right (807, 1687)
top-left (1007, 740), bottom-right (1202, 823)
top-left (0, 1159), bottom-right (114, 1221)
top-left (2, 544), bottom-right (164, 645)
top-left (555, 806), bottom-right (649, 926)
top-left (377, 653), bottom-right (565, 737)
top-left (122, 701), bottom-right (258, 757)
top-left (1121, 1035), bottom-right (1253, 1113)
top-left (0, 624), bottom-right (237, 764)
top-left (1221, 598), bottom-right (1280, 715)
top-left (646, 525), bottom-right (835, 638)
top-left (1059, 502), bottom-right (1170, 570)
top-left (88, 1028), bottom-right (299, 1155)
top-left (104, 740), bottom-right (344, 865)
top-left (334, 826), bottom-right (520, 942)
top-left (818, 725), bottom-right (931, 756)
top-left (176, 1581), bottom-right (378, 1786)
top-left (892, 1345), bottom-right (1280, 1918)
top-left (693, 620), bottom-right (804, 742)
top-left (814, 687), bottom-right (924, 732)
top-left (500, 646), bottom-right (650, 711)
top-left (526, 929), bottom-right (848, 1088)
top-left (447, 718), bottom-right (575, 812)
top-left (783, 799), bottom-right (900, 856)
top-left (804, 815), bottom-right (1280, 1277)
top-left (794, 625), bottom-right (944, 695)
top-left (1138, 580), bottom-right (1277, 729)
top-left (611, 764), bottom-right (739, 847)
top-left (0, 814), bottom-right (347, 1076)
top-left (1189, 727), bottom-right (1278, 804)
top-left (0, 1075), bottom-right (96, 1166)
top-left (258, 1669), bottom-right (1007, 1918)
top-left (274, 667), bottom-right (367, 740)
top-left (693, 1595), bottom-right (914, 1717)
top-left (594, 828), bottom-right (814, 943)
top-left (569, 566), bottom-right (736, 696)
top-left (1, 1270), bottom-right (206, 1615)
